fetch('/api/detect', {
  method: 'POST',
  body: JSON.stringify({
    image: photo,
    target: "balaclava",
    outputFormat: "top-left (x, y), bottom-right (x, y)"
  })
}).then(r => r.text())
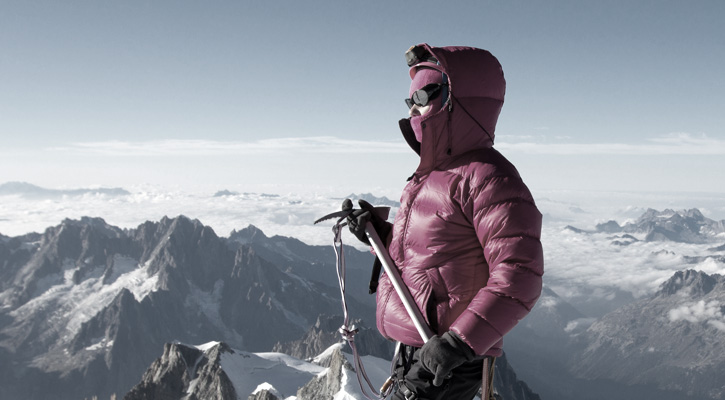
top-left (409, 67), bottom-right (446, 143)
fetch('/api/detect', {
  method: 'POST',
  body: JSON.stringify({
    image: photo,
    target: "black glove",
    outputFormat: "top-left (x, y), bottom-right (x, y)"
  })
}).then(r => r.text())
top-left (415, 331), bottom-right (476, 386)
top-left (341, 198), bottom-right (391, 245)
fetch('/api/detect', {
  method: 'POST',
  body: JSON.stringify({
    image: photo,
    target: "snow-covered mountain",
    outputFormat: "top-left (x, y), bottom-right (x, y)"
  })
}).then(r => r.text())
top-left (504, 209), bottom-right (725, 399)
top-left (342, 193), bottom-right (401, 208)
top-left (124, 341), bottom-right (332, 400)
top-left (124, 340), bottom-right (541, 400)
top-left (0, 216), bottom-right (376, 400)
top-left (572, 269), bottom-right (725, 399)
top-left (0, 215), bottom-right (542, 400)
top-left (4, 185), bottom-right (725, 400)
top-left (592, 208), bottom-right (725, 244)
top-left (505, 269), bottom-right (725, 400)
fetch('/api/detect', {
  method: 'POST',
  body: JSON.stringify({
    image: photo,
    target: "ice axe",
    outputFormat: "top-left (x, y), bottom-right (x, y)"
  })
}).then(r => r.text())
top-left (316, 206), bottom-right (436, 397)
top-left (366, 220), bottom-right (441, 396)
top-left (363, 221), bottom-right (434, 343)
top-left (314, 207), bottom-right (434, 342)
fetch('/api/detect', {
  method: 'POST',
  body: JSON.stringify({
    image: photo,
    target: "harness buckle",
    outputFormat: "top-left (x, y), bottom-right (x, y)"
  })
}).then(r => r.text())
top-left (401, 384), bottom-right (418, 400)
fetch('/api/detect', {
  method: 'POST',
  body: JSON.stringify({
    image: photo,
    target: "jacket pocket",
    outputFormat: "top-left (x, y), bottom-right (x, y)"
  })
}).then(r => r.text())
top-left (424, 287), bottom-right (439, 334)
top-left (421, 269), bottom-right (442, 334)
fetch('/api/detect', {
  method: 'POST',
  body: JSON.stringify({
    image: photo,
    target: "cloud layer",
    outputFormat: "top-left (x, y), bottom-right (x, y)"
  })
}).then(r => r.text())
top-left (496, 133), bottom-right (725, 155)
top-left (44, 132), bottom-right (725, 157)
top-left (49, 137), bottom-right (409, 156)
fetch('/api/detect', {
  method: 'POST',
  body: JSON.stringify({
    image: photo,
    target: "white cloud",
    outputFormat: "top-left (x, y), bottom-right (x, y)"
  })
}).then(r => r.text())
top-left (496, 132), bottom-right (725, 155)
top-left (44, 132), bottom-right (725, 157)
top-left (564, 317), bottom-right (597, 333)
top-left (669, 300), bottom-right (725, 331)
top-left (709, 320), bottom-right (725, 331)
top-left (47, 137), bottom-right (409, 156)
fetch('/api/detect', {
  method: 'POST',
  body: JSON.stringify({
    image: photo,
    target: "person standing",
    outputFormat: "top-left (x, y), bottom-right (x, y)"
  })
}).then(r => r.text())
top-left (345, 43), bottom-right (544, 400)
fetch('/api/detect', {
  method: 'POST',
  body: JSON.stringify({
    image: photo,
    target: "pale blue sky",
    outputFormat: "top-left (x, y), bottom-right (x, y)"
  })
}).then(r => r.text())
top-left (1, 1), bottom-right (724, 194)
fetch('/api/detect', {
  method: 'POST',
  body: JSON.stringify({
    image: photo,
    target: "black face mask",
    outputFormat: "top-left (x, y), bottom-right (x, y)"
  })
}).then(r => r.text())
top-left (405, 83), bottom-right (448, 109)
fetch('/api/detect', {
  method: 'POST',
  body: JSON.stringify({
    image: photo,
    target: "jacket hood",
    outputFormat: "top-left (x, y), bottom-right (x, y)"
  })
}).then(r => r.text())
top-left (402, 44), bottom-right (506, 173)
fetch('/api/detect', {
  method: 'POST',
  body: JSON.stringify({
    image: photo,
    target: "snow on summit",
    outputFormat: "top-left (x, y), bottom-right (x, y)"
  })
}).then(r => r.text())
top-left (9, 255), bottom-right (159, 339)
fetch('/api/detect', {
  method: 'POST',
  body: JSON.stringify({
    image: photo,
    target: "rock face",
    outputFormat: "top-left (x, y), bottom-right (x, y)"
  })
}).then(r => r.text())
top-left (272, 314), bottom-right (395, 361)
top-left (247, 390), bottom-right (279, 400)
top-left (0, 216), bottom-right (375, 400)
top-left (572, 270), bottom-right (725, 399)
top-left (0, 215), bottom-right (545, 400)
top-left (124, 340), bottom-right (542, 400)
top-left (503, 271), bottom-right (725, 400)
top-left (273, 317), bottom-right (542, 400)
top-left (492, 352), bottom-right (542, 400)
top-left (296, 347), bottom-right (349, 400)
top-left (123, 342), bottom-right (237, 400)
top-left (125, 341), bottom-right (343, 400)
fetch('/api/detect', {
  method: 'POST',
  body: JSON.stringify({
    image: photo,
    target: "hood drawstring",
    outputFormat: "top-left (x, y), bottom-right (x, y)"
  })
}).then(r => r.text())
top-left (452, 95), bottom-right (494, 144)
top-left (446, 107), bottom-right (453, 156)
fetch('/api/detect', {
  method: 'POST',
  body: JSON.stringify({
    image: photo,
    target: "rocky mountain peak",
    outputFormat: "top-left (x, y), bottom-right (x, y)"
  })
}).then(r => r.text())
top-left (595, 220), bottom-right (622, 233)
top-left (573, 269), bottom-right (725, 399)
top-left (273, 314), bottom-right (394, 361)
top-left (229, 224), bottom-right (269, 245)
top-left (657, 269), bottom-right (720, 297)
top-left (343, 192), bottom-right (401, 207)
top-left (621, 208), bottom-right (725, 243)
top-left (41, 217), bottom-right (123, 263)
top-left (1, 216), bottom-right (544, 400)
top-left (296, 346), bottom-right (350, 399)
top-left (248, 390), bottom-right (280, 400)
top-left (123, 341), bottom-right (237, 400)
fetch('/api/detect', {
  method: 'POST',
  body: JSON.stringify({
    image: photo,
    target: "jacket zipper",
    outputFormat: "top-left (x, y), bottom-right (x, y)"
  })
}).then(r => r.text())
top-left (399, 174), bottom-right (423, 263)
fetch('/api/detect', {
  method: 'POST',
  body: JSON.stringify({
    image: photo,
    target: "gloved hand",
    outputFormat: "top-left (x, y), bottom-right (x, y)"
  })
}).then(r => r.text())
top-left (415, 331), bottom-right (476, 386)
top-left (341, 198), bottom-right (391, 245)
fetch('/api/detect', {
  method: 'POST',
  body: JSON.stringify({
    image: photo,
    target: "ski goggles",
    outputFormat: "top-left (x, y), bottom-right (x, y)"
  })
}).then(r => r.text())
top-left (405, 83), bottom-right (448, 109)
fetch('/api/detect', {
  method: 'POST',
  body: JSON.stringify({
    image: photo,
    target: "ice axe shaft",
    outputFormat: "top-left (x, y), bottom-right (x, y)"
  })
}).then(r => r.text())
top-left (365, 221), bottom-right (434, 343)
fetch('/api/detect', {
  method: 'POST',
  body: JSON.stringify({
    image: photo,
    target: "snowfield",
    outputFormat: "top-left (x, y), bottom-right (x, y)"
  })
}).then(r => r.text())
top-left (190, 341), bottom-right (391, 400)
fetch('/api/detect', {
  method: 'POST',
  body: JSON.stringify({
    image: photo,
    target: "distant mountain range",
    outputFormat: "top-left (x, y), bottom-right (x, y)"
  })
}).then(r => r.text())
top-left (3, 208), bottom-right (724, 399)
top-left (0, 216), bottom-right (373, 399)
top-left (0, 181), bottom-right (130, 198)
top-left (341, 192), bottom-right (401, 207)
top-left (497, 208), bottom-right (725, 400)
top-left (572, 269), bottom-right (725, 399)
top-left (506, 269), bottom-right (725, 400)
top-left (592, 208), bottom-right (725, 244)
top-left (0, 216), bottom-right (539, 400)
top-left (213, 190), bottom-right (281, 198)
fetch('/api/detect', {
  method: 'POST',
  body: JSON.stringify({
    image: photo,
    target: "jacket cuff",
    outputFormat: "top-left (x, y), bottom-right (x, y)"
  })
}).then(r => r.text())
top-left (443, 331), bottom-right (476, 361)
top-left (450, 321), bottom-right (502, 356)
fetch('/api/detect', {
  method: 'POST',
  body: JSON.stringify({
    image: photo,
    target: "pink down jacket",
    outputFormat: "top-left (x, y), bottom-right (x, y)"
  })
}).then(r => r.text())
top-left (376, 44), bottom-right (544, 357)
